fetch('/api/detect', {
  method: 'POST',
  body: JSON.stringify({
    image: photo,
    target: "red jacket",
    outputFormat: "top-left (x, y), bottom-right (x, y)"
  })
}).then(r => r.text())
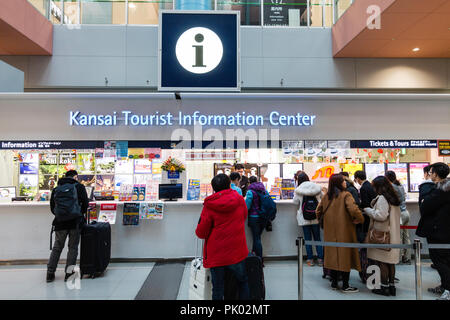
top-left (195, 188), bottom-right (249, 268)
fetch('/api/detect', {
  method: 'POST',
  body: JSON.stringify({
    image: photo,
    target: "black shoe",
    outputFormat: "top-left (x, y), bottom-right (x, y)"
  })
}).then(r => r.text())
top-left (64, 272), bottom-right (75, 282)
top-left (341, 286), bottom-right (359, 293)
top-left (331, 282), bottom-right (338, 290)
top-left (389, 285), bottom-right (396, 296)
top-left (372, 287), bottom-right (390, 296)
top-left (394, 277), bottom-right (400, 283)
top-left (46, 272), bottom-right (55, 283)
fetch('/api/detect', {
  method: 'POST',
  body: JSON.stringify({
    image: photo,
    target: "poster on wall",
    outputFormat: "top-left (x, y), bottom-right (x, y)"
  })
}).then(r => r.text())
top-left (304, 163), bottom-right (340, 185)
top-left (114, 175), bottom-right (134, 191)
top-left (123, 202), bottom-right (140, 226)
top-left (96, 175), bottom-right (115, 191)
top-left (134, 159), bottom-right (152, 174)
top-left (39, 175), bottom-right (57, 190)
top-left (98, 203), bottom-right (117, 224)
top-left (214, 163), bottom-right (234, 176)
top-left (115, 159), bottom-right (134, 174)
top-left (59, 151), bottom-right (77, 173)
top-left (76, 153), bottom-right (95, 174)
top-left (116, 141), bottom-right (129, 159)
top-left (152, 160), bottom-right (162, 175)
top-left (264, 2), bottom-right (289, 26)
top-left (409, 163), bottom-right (429, 192)
top-left (341, 164), bottom-right (364, 180)
top-left (365, 163), bottom-right (386, 182)
top-left (96, 157), bottom-right (115, 174)
top-left (20, 152), bottom-right (39, 174)
top-left (387, 163), bottom-right (408, 193)
top-left (87, 202), bottom-right (98, 222)
top-left (103, 141), bottom-right (116, 158)
top-left (281, 179), bottom-right (295, 199)
top-left (19, 175), bottom-right (38, 196)
top-left (78, 175), bottom-right (96, 187)
top-left (438, 140), bottom-right (450, 156)
top-left (282, 141), bottom-right (304, 157)
top-left (282, 163), bottom-right (303, 180)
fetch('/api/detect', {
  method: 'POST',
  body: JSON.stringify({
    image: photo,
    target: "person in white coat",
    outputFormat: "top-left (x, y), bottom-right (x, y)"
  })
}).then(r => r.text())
top-left (293, 171), bottom-right (324, 267)
top-left (364, 176), bottom-right (401, 297)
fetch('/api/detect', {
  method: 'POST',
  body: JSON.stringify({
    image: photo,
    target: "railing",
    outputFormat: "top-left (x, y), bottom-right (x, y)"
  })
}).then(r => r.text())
top-left (296, 237), bottom-right (450, 300)
top-left (27, 0), bottom-right (354, 26)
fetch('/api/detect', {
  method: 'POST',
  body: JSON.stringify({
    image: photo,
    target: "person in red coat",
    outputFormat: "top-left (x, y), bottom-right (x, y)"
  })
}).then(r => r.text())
top-left (196, 173), bottom-right (250, 300)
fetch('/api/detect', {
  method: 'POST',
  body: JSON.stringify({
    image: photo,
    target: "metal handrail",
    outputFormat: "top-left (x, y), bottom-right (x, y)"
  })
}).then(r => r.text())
top-left (296, 237), bottom-right (450, 300)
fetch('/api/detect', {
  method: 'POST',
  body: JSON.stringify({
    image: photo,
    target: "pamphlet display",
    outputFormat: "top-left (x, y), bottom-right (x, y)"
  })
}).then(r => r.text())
top-left (409, 163), bottom-right (429, 192)
top-left (96, 175), bottom-right (115, 191)
top-left (134, 159), bottom-right (152, 174)
top-left (115, 159), bottom-right (134, 174)
top-left (281, 179), bottom-right (295, 199)
top-left (87, 202), bottom-right (98, 221)
top-left (19, 175), bottom-right (38, 196)
top-left (187, 179), bottom-right (201, 200)
top-left (98, 203), bottom-right (117, 224)
top-left (139, 202), bottom-right (164, 220)
top-left (78, 175), bottom-right (96, 187)
top-left (114, 174), bottom-right (133, 191)
top-left (123, 202), bottom-right (140, 225)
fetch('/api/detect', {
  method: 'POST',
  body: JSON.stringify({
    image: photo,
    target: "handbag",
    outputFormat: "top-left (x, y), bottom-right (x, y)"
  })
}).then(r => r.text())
top-left (365, 199), bottom-right (391, 252)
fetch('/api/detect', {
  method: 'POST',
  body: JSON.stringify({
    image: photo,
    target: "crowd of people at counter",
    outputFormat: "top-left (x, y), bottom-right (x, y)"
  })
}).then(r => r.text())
top-left (195, 162), bottom-right (450, 300)
top-left (45, 162), bottom-right (450, 300)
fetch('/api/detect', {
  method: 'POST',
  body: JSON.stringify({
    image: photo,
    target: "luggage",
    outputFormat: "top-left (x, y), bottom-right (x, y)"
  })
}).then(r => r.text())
top-left (224, 254), bottom-right (266, 300)
top-left (188, 240), bottom-right (212, 300)
top-left (188, 257), bottom-right (212, 300)
top-left (80, 208), bottom-right (111, 279)
top-left (245, 254), bottom-right (265, 300)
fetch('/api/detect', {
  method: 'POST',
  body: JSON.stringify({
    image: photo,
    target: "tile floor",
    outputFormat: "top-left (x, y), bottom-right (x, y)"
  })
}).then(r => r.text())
top-left (0, 260), bottom-right (443, 300)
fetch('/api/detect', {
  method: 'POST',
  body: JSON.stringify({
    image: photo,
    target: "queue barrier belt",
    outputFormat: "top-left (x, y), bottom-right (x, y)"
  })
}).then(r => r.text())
top-left (304, 240), bottom-right (450, 250)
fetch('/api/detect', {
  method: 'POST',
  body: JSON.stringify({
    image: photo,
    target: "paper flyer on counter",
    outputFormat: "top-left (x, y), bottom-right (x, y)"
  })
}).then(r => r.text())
top-left (98, 203), bottom-right (117, 224)
top-left (139, 202), bottom-right (164, 220)
top-left (187, 179), bottom-right (200, 200)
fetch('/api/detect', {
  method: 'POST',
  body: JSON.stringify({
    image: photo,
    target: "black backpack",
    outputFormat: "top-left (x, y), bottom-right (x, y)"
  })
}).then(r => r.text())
top-left (255, 190), bottom-right (277, 222)
top-left (53, 183), bottom-right (82, 222)
top-left (302, 195), bottom-right (318, 220)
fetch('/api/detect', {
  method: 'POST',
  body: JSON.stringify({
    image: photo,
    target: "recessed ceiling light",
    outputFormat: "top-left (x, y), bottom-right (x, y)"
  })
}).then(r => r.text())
top-left (412, 48), bottom-right (420, 52)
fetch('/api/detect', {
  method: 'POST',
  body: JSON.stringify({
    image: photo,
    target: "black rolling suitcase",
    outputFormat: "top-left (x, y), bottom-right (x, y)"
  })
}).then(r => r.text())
top-left (245, 254), bottom-right (265, 300)
top-left (80, 208), bottom-right (111, 279)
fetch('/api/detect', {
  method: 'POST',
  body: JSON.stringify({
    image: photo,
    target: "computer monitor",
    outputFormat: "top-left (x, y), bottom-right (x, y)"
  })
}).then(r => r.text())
top-left (159, 184), bottom-right (183, 201)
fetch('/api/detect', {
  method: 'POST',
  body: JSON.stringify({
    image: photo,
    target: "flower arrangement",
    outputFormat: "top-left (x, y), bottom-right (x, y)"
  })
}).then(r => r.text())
top-left (161, 156), bottom-right (185, 173)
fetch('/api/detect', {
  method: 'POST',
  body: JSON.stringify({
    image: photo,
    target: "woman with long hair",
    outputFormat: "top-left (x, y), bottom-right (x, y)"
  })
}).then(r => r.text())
top-left (385, 170), bottom-right (411, 264)
top-left (293, 171), bottom-right (324, 267)
top-left (316, 174), bottom-right (364, 293)
top-left (364, 175), bottom-right (401, 296)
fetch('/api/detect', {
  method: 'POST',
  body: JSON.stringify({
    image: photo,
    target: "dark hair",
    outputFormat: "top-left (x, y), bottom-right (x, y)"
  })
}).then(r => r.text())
top-left (430, 162), bottom-right (450, 180)
top-left (423, 165), bottom-right (431, 174)
top-left (249, 176), bottom-right (258, 184)
top-left (65, 170), bottom-right (78, 178)
top-left (211, 174), bottom-right (231, 193)
top-left (234, 164), bottom-right (245, 170)
top-left (340, 171), bottom-right (349, 178)
top-left (354, 170), bottom-right (366, 181)
top-left (296, 171), bottom-right (310, 186)
top-left (229, 172), bottom-right (241, 182)
top-left (372, 176), bottom-right (400, 206)
top-left (239, 175), bottom-right (249, 196)
top-left (327, 174), bottom-right (345, 200)
top-left (385, 170), bottom-right (401, 186)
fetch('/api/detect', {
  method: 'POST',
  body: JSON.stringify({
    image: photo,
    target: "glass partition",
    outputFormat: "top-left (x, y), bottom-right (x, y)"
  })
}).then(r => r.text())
top-left (80, 0), bottom-right (126, 24)
top-left (263, 0), bottom-right (307, 27)
top-left (309, 0), bottom-right (323, 27)
top-left (218, 0), bottom-right (261, 26)
top-left (28, 0), bottom-right (49, 17)
top-left (128, 0), bottom-right (174, 25)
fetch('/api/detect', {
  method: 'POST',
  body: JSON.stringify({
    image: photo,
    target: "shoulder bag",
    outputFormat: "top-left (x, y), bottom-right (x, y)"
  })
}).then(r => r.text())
top-left (365, 199), bottom-right (391, 252)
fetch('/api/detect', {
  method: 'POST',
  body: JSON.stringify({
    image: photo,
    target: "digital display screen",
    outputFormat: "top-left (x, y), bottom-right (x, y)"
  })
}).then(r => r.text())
top-left (159, 184), bottom-right (183, 200)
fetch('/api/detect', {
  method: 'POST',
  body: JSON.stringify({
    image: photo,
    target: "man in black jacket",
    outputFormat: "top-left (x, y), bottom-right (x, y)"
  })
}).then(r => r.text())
top-left (418, 164), bottom-right (436, 208)
top-left (47, 170), bottom-right (89, 283)
top-left (417, 162), bottom-right (450, 300)
top-left (354, 170), bottom-right (377, 233)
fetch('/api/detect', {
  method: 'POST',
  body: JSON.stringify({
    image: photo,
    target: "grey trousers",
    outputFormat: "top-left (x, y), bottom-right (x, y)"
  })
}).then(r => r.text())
top-left (47, 228), bottom-right (81, 274)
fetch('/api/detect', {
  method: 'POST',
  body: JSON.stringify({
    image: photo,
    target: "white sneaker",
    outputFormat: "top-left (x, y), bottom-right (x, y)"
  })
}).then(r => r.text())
top-left (437, 290), bottom-right (450, 300)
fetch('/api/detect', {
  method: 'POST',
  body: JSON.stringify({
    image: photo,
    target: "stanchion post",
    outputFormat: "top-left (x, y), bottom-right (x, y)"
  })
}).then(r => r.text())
top-left (296, 237), bottom-right (304, 300)
top-left (414, 239), bottom-right (423, 300)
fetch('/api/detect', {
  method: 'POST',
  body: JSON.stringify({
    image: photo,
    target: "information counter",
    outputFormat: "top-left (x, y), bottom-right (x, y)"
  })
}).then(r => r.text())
top-left (0, 200), bottom-right (423, 262)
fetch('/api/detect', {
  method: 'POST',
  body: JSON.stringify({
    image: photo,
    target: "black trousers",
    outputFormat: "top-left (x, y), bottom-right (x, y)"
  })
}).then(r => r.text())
top-left (330, 270), bottom-right (350, 288)
top-left (429, 248), bottom-right (450, 291)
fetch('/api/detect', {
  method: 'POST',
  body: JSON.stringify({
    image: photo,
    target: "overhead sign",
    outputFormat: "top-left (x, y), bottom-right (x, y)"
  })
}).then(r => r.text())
top-left (158, 11), bottom-right (240, 91)
top-left (350, 140), bottom-right (438, 149)
top-left (438, 140), bottom-right (450, 156)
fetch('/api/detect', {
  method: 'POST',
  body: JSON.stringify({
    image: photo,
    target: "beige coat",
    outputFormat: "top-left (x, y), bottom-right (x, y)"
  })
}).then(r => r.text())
top-left (316, 191), bottom-right (365, 272)
top-left (364, 195), bottom-right (401, 265)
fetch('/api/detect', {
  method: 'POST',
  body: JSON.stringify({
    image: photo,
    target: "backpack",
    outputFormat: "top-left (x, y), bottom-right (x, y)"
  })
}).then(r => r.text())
top-left (255, 190), bottom-right (277, 222)
top-left (53, 183), bottom-right (82, 222)
top-left (301, 195), bottom-right (318, 221)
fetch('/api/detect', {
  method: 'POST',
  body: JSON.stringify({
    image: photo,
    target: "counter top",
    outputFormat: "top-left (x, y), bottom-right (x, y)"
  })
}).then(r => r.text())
top-left (0, 199), bottom-right (419, 207)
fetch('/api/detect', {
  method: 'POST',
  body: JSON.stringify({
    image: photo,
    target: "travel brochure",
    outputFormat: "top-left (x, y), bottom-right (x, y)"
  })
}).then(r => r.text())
top-left (123, 202), bottom-right (140, 226)
top-left (139, 202), bottom-right (164, 220)
top-left (98, 203), bottom-right (117, 224)
top-left (187, 179), bottom-right (200, 200)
